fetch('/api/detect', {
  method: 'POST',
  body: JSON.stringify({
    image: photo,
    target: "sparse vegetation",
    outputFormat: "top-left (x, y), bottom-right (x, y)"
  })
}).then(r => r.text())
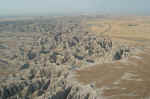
top-left (0, 16), bottom-right (150, 99)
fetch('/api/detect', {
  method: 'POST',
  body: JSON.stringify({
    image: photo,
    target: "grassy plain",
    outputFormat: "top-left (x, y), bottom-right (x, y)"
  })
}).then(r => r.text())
top-left (76, 16), bottom-right (150, 99)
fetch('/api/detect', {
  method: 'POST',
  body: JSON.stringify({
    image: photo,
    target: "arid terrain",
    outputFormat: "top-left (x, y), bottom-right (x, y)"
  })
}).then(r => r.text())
top-left (76, 16), bottom-right (150, 99)
top-left (0, 15), bottom-right (150, 99)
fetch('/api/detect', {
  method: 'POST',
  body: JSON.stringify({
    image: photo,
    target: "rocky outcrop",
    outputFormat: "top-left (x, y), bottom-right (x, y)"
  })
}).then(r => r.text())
top-left (0, 17), bottom-right (133, 99)
top-left (113, 46), bottom-right (130, 60)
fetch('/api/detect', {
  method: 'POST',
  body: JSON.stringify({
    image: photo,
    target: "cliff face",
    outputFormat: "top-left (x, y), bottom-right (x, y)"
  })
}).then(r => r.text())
top-left (0, 16), bottom-right (132, 99)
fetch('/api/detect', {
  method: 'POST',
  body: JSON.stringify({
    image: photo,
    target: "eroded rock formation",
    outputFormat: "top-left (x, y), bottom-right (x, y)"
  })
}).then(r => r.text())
top-left (0, 16), bottom-right (133, 99)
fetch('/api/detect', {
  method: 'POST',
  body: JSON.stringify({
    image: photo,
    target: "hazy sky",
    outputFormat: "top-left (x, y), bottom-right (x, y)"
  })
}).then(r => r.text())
top-left (0, 0), bottom-right (150, 16)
